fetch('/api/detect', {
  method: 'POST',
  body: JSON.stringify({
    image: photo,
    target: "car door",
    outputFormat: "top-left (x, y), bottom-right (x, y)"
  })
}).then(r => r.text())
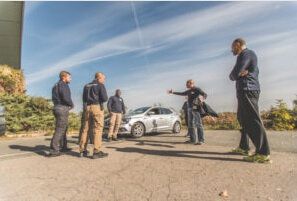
top-left (144, 108), bottom-right (161, 132)
top-left (160, 108), bottom-right (174, 130)
top-left (155, 107), bottom-right (169, 131)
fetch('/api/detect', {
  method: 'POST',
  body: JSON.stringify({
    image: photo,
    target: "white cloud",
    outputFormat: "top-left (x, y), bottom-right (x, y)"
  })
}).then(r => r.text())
top-left (26, 2), bottom-right (278, 84)
top-left (24, 2), bottom-right (297, 113)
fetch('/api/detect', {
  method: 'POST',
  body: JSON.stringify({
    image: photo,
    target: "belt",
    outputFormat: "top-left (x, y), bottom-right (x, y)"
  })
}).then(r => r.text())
top-left (86, 103), bottom-right (97, 106)
top-left (86, 103), bottom-right (104, 110)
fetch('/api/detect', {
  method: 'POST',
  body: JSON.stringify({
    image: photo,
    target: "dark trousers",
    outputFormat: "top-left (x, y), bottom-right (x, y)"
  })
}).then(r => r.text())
top-left (50, 105), bottom-right (70, 153)
top-left (237, 91), bottom-right (270, 155)
top-left (183, 109), bottom-right (189, 136)
top-left (188, 108), bottom-right (204, 143)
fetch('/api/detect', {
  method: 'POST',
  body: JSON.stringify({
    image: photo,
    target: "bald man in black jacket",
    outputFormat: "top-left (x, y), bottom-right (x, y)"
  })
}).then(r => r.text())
top-left (229, 38), bottom-right (270, 163)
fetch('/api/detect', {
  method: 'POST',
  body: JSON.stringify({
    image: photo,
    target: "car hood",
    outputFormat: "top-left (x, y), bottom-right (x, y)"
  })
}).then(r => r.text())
top-left (124, 113), bottom-right (144, 119)
top-left (105, 113), bottom-right (144, 121)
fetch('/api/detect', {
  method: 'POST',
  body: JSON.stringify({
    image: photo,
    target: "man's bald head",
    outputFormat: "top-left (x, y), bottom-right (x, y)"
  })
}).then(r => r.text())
top-left (231, 38), bottom-right (247, 56)
top-left (95, 72), bottom-right (106, 84)
top-left (186, 79), bottom-right (195, 89)
top-left (115, 89), bottom-right (121, 97)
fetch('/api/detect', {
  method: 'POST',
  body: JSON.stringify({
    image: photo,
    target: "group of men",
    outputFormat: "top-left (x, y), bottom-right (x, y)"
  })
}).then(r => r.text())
top-left (49, 72), bottom-right (126, 159)
top-left (49, 38), bottom-right (270, 163)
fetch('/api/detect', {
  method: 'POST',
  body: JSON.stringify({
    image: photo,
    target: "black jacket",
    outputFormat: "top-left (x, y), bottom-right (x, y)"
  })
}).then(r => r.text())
top-left (82, 80), bottom-right (108, 105)
top-left (173, 87), bottom-right (207, 108)
top-left (52, 80), bottom-right (73, 108)
top-left (107, 95), bottom-right (126, 114)
top-left (182, 99), bottom-right (218, 118)
top-left (199, 102), bottom-right (218, 118)
top-left (229, 48), bottom-right (260, 91)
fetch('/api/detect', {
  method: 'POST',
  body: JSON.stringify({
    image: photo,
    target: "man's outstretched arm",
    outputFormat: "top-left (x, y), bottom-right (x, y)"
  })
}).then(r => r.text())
top-left (167, 89), bottom-right (187, 96)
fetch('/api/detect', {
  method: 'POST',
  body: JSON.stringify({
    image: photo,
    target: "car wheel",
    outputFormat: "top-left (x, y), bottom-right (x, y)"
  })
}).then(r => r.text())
top-left (131, 122), bottom-right (145, 138)
top-left (172, 121), bottom-right (181, 134)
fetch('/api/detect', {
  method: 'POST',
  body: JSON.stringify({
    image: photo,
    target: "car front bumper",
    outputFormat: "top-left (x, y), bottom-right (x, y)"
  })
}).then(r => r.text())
top-left (104, 122), bottom-right (132, 135)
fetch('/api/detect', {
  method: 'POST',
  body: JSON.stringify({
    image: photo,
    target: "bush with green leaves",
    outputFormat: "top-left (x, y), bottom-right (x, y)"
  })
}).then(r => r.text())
top-left (263, 99), bottom-right (295, 131)
top-left (0, 93), bottom-right (80, 133)
top-left (0, 65), bottom-right (25, 94)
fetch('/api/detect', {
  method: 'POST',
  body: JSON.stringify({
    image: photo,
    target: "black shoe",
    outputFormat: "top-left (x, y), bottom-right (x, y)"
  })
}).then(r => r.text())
top-left (112, 137), bottom-right (118, 141)
top-left (92, 151), bottom-right (108, 159)
top-left (79, 150), bottom-right (88, 158)
top-left (185, 140), bottom-right (192, 144)
top-left (61, 148), bottom-right (72, 152)
top-left (47, 152), bottom-right (61, 157)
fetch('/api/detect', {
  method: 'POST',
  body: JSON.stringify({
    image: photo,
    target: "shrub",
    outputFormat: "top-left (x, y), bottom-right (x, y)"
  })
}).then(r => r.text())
top-left (0, 65), bottom-right (25, 94)
top-left (0, 93), bottom-right (80, 133)
top-left (203, 112), bottom-right (240, 130)
top-left (264, 100), bottom-right (295, 131)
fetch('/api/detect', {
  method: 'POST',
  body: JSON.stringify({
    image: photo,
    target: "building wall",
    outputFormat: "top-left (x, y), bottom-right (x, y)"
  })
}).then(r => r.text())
top-left (0, 2), bottom-right (23, 69)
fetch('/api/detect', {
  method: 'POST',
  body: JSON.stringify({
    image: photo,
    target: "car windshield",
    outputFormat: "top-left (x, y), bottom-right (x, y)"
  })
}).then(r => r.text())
top-left (129, 107), bottom-right (150, 115)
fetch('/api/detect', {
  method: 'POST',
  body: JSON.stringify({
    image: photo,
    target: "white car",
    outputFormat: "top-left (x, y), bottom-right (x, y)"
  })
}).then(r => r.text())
top-left (0, 106), bottom-right (6, 135)
top-left (105, 106), bottom-right (181, 138)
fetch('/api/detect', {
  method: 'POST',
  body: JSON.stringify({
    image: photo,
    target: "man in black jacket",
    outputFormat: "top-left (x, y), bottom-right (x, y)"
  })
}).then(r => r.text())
top-left (168, 79), bottom-right (207, 145)
top-left (107, 89), bottom-right (126, 141)
top-left (229, 38), bottom-right (270, 163)
top-left (49, 71), bottom-right (74, 157)
top-left (79, 72), bottom-right (109, 159)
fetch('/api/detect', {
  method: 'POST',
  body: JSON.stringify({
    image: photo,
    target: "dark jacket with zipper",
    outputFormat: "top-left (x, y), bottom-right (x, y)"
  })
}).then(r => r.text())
top-left (52, 80), bottom-right (73, 108)
top-left (82, 80), bottom-right (108, 106)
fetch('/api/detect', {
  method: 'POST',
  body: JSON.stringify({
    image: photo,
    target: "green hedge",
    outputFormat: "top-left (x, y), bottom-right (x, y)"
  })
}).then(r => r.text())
top-left (0, 93), bottom-right (80, 133)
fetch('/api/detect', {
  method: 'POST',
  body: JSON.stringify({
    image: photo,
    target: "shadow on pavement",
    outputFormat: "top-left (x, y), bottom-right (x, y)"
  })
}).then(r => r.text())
top-left (127, 139), bottom-right (188, 145)
top-left (106, 146), bottom-right (244, 162)
top-left (9, 145), bottom-right (78, 157)
top-left (135, 141), bottom-right (175, 148)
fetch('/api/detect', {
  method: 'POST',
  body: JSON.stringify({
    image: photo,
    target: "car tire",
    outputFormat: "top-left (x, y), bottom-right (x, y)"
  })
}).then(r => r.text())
top-left (131, 122), bottom-right (145, 138)
top-left (172, 121), bottom-right (181, 134)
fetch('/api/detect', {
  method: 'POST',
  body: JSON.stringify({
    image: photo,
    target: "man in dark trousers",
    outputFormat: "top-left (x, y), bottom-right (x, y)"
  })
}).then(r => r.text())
top-left (168, 79), bottom-right (207, 145)
top-left (49, 71), bottom-right (74, 157)
top-left (107, 89), bottom-right (126, 141)
top-left (229, 38), bottom-right (270, 163)
top-left (79, 72), bottom-right (109, 159)
top-left (182, 97), bottom-right (189, 137)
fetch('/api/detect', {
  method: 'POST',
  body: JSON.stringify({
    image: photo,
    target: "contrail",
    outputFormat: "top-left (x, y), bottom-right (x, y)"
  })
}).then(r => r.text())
top-left (130, 1), bottom-right (150, 66)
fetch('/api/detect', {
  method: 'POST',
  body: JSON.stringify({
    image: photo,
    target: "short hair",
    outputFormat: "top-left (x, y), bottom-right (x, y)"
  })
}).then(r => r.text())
top-left (95, 72), bottom-right (104, 79)
top-left (232, 38), bottom-right (246, 46)
top-left (59, 71), bottom-right (71, 79)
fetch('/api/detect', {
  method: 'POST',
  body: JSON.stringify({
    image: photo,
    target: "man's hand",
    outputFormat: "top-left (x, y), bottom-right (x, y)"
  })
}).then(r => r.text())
top-left (167, 89), bottom-right (173, 94)
top-left (198, 95), bottom-right (205, 103)
top-left (239, 70), bottom-right (249, 77)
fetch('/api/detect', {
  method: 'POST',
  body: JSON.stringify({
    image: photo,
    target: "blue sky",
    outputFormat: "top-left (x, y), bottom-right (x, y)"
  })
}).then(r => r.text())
top-left (22, 1), bottom-right (297, 113)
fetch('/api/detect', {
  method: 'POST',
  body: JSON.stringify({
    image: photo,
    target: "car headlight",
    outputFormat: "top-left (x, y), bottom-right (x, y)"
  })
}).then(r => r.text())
top-left (122, 117), bottom-right (131, 124)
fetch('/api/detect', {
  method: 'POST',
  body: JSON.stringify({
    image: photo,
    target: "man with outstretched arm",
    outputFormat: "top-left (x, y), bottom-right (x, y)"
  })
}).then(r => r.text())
top-left (168, 79), bottom-right (207, 145)
top-left (229, 38), bottom-right (270, 163)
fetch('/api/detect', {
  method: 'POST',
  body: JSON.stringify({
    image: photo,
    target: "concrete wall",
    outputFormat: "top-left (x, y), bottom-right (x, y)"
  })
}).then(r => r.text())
top-left (0, 2), bottom-right (24, 69)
